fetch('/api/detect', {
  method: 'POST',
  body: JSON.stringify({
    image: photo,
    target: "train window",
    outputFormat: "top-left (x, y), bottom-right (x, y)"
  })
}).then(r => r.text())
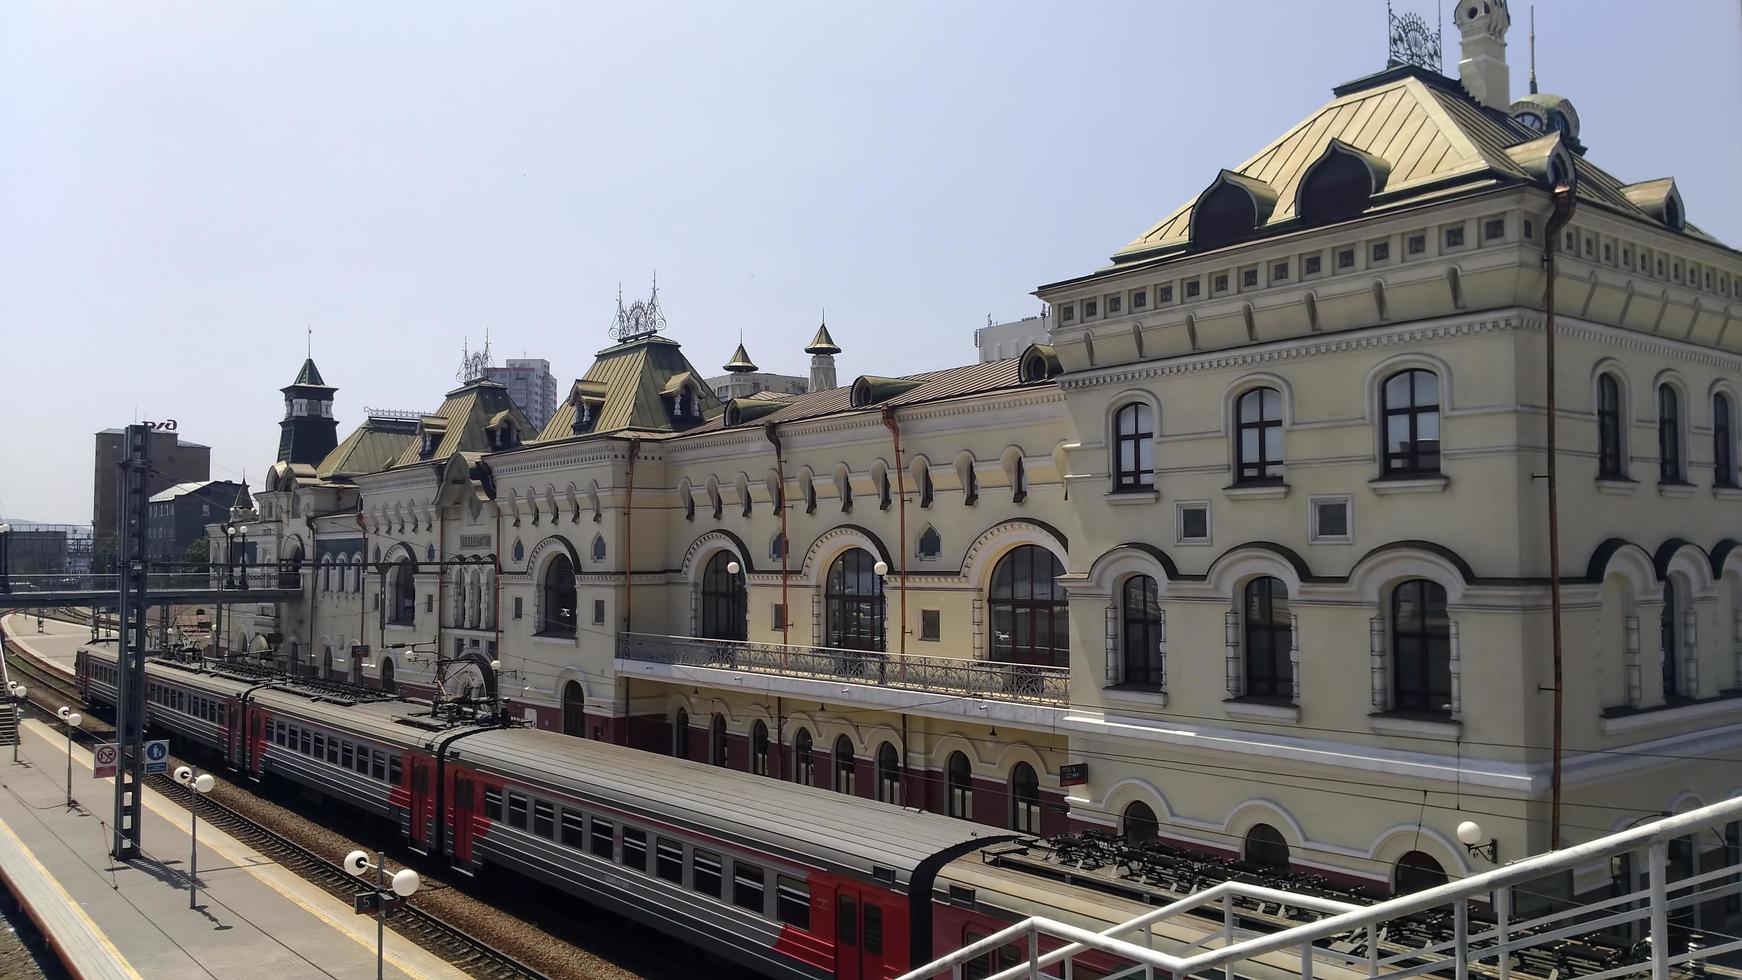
top-left (838, 894), bottom-right (858, 945)
top-left (371, 752), bottom-right (386, 781)
top-left (327, 739), bottom-right (340, 764)
top-left (621, 827), bottom-right (646, 871)
top-left (388, 756), bottom-right (402, 785)
top-left (692, 850), bottom-right (722, 898)
top-left (313, 734), bottom-right (325, 758)
top-left (300, 730), bottom-right (312, 755)
top-left (656, 839), bottom-right (684, 883)
top-left (341, 743), bottom-right (354, 769)
top-left (560, 809), bottom-right (585, 849)
top-left (590, 818), bottom-right (616, 860)
top-left (484, 788), bottom-right (503, 821)
top-left (731, 863), bottom-right (765, 912)
top-left (863, 903), bottom-right (883, 955)
top-left (533, 801), bottom-right (555, 839)
top-left (775, 877), bottom-right (811, 929)
top-left (506, 793), bottom-right (528, 830)
top-left (354, 748), bottom-right (369, 774)
top-left (275, 722), bottom-right (285, 745)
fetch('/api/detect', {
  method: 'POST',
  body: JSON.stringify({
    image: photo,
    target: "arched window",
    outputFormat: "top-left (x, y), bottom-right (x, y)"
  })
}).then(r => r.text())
top-left (321, 558), bottom-right (332, 592)
top-left (540, 554), bottom-right (577, 637)
top-left (1381, 370), bottom-right (1441, 475)
top-left (1114, 403), bottom-right (1155, 491)
top-left (672, 708), bottom-right (690, 759)
top-left (750, 721), bottom-right (769, 776)
top-left (391, 558), bottom-right (417, 625)
top-left (1715, 393), bottom-right (1735, 486)
top-left (561, 680), bottom-right (584, 737)
top-left (1298, 149), bottom-right (1374, 226)
top-left (825, 549), bottom-right (885, 651)
top-left (770, 533), bottom-right (786, 563)
top-left (1009, 762), bottom-right (1041, 833)
top-left (1235, 387), bottom-right (1284, 483)
top-left (833, 735), bottom-right (856, 794)
top-left (592, 534), bottom-right (607, 562)
top-left (876, 742), bottom-right (901, 804)
top-left (918, 526), bottom-right (942, 560)
top-left (1597, 374), bottom-right (1624, 478)
top-left (1659, 385), bottom-right (1684, 482)
top-left (321, 646), bottom-right (332, 680)
top-left (793, 729), bottom-right (814, 786)
top-left (379, 658), bottom-right (396, 695)
top-left (990, 546), bottom-right (1068, 667)
top-left (1121, 575), bottom-right (1164, 687)
top-left (710, 714), bottom-right (729, 767)
top-left (352, 557), bottom-right (362, 593)
top-left (1244, 824), bottom-right (1290, 869)
top-left (919, 466), bottom-right (934, 508)
top-left (947, 752), bottom-right (973, 819)
top-left (700, 552), bottom-right (746, 641)
top-left (1392, 580), bottom-right (1451, 713)
top-left (1122, 801), bottom-right (1159, 844)
top-left (1243, 577), bottom-right (1294, 700)
top-left (1661, 580), bottom-right (1681, 701)
top-left (1393, 851), bottom-right (1448, 895)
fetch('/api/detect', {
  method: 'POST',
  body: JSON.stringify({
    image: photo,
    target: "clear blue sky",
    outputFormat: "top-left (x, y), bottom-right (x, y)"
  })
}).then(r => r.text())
top-left (3, 2), bottom-right (1738, 524)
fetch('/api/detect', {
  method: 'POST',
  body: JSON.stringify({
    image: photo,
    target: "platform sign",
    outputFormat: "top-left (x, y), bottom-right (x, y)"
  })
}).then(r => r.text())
top-left (352, 891), bottom-right (403, 916)
top-left (143, 739), bottom-right (169, 775)
top-left (1059, 762), bottom-right (1089, 787)
top-left (93, 743), bottom-right (119, 779)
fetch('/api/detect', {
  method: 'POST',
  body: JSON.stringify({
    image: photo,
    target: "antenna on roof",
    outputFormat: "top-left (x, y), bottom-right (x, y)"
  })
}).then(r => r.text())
top-left (1528, 5), bottom-right (1538, 94)
top-left (306, 326), bottom-right (312, 359)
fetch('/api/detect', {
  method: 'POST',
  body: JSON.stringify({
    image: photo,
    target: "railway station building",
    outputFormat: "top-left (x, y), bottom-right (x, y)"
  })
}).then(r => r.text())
top-left (216, 1), bottom-right (1742, 905)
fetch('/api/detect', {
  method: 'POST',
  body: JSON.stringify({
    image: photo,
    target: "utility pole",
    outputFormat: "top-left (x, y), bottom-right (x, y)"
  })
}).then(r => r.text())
top-left (111, 425), bottom-right (151, 860)
top-left (1544, 183), bottom-right (1578, 850)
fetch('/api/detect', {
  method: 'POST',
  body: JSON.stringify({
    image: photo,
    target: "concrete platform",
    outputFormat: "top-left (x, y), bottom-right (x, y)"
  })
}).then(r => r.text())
top-left (0, 717), bottom-right (470, 979)
top-left (2, 612), bottom-right (88, 678)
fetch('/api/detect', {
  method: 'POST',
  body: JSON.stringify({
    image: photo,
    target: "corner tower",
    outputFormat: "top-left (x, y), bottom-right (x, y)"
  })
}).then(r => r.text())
top-left (805, 319), bottom-right (841, 392)
top-left (277, 358), bottom-right (339, 465)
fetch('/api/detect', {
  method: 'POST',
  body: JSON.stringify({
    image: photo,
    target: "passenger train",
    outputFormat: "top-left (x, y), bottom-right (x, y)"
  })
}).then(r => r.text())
top-left (77, 641), bottom-right (1349, 980)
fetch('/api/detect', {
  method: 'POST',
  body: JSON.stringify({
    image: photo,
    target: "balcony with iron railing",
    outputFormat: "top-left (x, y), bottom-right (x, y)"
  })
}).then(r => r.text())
top-left (617, 632), bottom-right (1070, 720)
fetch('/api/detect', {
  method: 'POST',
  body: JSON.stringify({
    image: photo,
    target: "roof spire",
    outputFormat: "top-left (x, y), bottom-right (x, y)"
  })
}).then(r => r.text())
top-left (1528, 5), bottom-right (1538, 94)
top-left (805, 312), bottom-right (840, 355)
top-left (306, 325), bottom-right (312, 359)
top-left (724, 337), bottom-right (758, 374)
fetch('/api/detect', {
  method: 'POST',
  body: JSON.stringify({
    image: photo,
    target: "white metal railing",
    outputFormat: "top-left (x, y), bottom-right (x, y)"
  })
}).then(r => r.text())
top-left (902, 794), bottom-right (1742, 980)
top-left (617, 632), bottom-right (1070, 705)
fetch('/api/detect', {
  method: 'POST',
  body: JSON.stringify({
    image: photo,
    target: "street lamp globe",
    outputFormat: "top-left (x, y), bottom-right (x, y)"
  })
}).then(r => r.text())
top-left (12, 686), bottom-right (25, 701)
top-left (390, 868), bottom-right (420, 897)
top-left (192, 773), bottom-right (214, 794)
top-left (175, 766), bottom-right (193, 784)
top-left (726, 561), bottom-right (741, 575)
top-left (57, 706), bottom-right (69, 720)
top-left (1456, 820), bottom-right (1485, 846)
top-left (65, 712), bottom-right (80, 728)
top-left (344, 850), bottom-right (371, 877)
top-left (873, 560), bottom-right (889, 576)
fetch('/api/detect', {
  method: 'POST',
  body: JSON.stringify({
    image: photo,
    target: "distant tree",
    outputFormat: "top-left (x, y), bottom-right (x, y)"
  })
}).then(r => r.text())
top-left (182, 537), bottom-right (210, 564)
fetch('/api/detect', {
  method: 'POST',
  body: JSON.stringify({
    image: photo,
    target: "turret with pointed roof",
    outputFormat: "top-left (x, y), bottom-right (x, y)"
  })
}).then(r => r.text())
top-left (277, 357), bottom-right (340, 466)
top-left (805, 318), bottom-right (840, 391)
top-left (723, 341), bottom-right (758, 374)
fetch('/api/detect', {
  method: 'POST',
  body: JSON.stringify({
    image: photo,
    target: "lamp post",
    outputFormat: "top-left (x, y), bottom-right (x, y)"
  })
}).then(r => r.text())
top-left (173, 766), bottom-right (216, 908)
top-left (343, 849), bottom-right (420, 980)
top-left (236, 525), bottom-right (251, 591)
top-left (55, 707), bottom-right (81, 809)
top-left (7, 683), bottom-right (26, 764)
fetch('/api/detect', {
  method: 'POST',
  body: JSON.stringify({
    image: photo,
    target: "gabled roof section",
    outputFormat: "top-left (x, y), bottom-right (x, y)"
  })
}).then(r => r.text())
top-left (315, 416), bottom-right (418, 483)
top-left (392, 379), bottom-right (535, 467)
top-left (535, 335), bottom-right (723, 442)
top-left (1105, 67), bottom-right (1728, 266)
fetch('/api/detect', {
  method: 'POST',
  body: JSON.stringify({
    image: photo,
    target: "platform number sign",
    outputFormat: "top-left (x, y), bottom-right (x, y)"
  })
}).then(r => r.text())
top-left (143, 740), bottom-right (170, 775)
top-left (93, 743), bottom-right (119, 779)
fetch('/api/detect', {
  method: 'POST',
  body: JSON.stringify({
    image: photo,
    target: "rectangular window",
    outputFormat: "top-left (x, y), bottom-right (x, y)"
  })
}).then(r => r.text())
top-left (1105, 294), bottom-right (1121, 314)
top-left (1241, 268), bottom-right (1258, 288)
top-left (300, 730), bottom-right (312, 755)
top-left (1082, 299), bottom-right (1098, 318)
top-left (1184, 279), bottom-right (1200, 298)
top-left (506, 793), bottom-right (529, 830)
top-left (327, 738), bottom-right (340, 764)
top-left (1523, 219), bottom-right (1534, 240)
top-left (513, 597), bottom-right (523, 620)
top-left (1271, 261), bottom-right (1288, 282)
top-left (355, 747), bottom-right (370, 774)
top-left (1212, 273), bottom-right (1229, 293)
top-left (1158, 283), bottom-right (1174, 303)
top-left (732, 863), bottom-right (766, 912)
top-left (1483, 219), bottom-right (1505, 242)
top-left (533, 800), bottom-right (555, 839)
top-left (484, 788), bottom-right (503, 821)
top-left (372, 750), bottom-right (386, 780)
top-left (1336, 247), bottom-right (1355, 270)
top-left (1407, 233), bottom-right (1426, 255)
top-left (771, 603), bottom-right (788, 630)
top-left (1584, 236), bottom-right (1595, 257)
top-left (1060, 304), bottom-right (1075, 323)
top-left (921, 609), bottom-right (941, 641)
top-left (1310, 495), bottom-right (1353, 543)
top-left (656, 839), bottom-right (685, 884)
top-left (592, 600), bottom-right (605, 625)
top-left (776, 876), bottom-right (811, 929)
top-left (621, 826), bottom-right (647, 870)
top-left (388, 756), bottom-right (402, 785)
top-left (693, 849), bottom-right (722, 898)
top-left (1370, 241), bottom-right (1390, 263)
top-left (1304, 254), bottom-right (1322, 276)
top-left (1603, 242), bottom-right (1614, 264)
top-left (864, 903), bottom-right (883, 955)
top-left (1130, 288), bottom-right (1147, 310)
top-left (590, 817), bottom-right (615, 860)
top-left (1177, 503), bottom-right (1210, 544)
top-left (561, 809), bottom-right (586, 849)
top-left (1622, 246), bottom-right (1633, 268)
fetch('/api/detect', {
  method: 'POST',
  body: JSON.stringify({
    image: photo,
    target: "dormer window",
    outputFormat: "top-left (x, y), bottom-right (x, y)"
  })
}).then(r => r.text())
top-left (421, 433), bottom-right (439, 458)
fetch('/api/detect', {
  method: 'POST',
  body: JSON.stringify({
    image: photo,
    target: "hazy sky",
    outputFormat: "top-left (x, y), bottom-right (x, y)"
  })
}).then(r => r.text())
top-left (3, 2), bottom-right (1739, 524)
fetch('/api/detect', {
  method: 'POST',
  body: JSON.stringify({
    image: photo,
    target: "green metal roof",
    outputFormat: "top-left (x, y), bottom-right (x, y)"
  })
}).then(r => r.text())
top-left (315, 418), bottom-right (417, 482)
top-left (536, 335), bottom-right (721, 441)
top-left (392, 380), bottom-right (534, 467)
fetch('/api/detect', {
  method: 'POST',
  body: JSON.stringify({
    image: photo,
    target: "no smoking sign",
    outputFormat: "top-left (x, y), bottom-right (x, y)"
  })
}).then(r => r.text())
top-left (93, 743), bottom-right (119, 779)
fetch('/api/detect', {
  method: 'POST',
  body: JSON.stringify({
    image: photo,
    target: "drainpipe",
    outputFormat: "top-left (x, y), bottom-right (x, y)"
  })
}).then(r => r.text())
top-left (1543, 182), bottom-right (1577, 851)
top-left (624, 438), bottom-right (641, 634)
top-left (881, 407), bottom-right (908, 662)
top-left (765, 423), bottom-right (790, 645)
top-left (356, 512), bottom-right (367, 678)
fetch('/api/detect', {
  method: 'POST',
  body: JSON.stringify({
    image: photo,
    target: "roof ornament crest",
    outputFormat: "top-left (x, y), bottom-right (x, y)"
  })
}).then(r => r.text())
top-left (456, 328), bottom-right (493, 384)
top-left (610, 273), bottom-right (668, 342)
top-left (1386, 1), bottom-right (1443, 72)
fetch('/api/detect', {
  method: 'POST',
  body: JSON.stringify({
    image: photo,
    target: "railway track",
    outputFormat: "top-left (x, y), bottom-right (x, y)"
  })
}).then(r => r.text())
top-left (1, 634), bottom-right (550, 980)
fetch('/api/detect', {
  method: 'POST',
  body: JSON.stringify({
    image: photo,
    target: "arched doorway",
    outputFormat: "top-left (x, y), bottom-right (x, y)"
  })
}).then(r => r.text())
top-left (875, 742), bottom-right (901, 804)
top-left (833, 735), bottom-right (856, 794)
top-left (321, 646), bottom-right (332, 681)
top-left (710, 714), bottom-right (729, 767)
top-left (825, 549), bottom-right (885, 650)
top-left (540, 554), bottom-right (577, 637)
top-left (1122, 801), bottom-right (1160, 844)
top-left (561, 681), bottom-right (585, 737)
top-left (673, 708), bottom-right (690, 759)
top-left (989, 545), bottom-right (1068, 666)
top-left (701, 552), bottom-right (747, 641)
top-left (379, 658), bottom-right (396, 694)
top-left (1393, 851), bottom-right (1448, 894)
top-left (1009, 762), bottom-right (1041, 833)
top-left (1243, 824), bottom-right (1290, 870)
top-left (793, 729), bottom-right (814, 786)
top-left (947, 752), bottom-right (973, 819)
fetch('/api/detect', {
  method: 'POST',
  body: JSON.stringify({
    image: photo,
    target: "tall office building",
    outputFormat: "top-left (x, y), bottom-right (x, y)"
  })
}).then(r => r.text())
top-left (91, 429), bottom-right (211, 558)
top-left (481, 358), bottom-right (559, 430)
